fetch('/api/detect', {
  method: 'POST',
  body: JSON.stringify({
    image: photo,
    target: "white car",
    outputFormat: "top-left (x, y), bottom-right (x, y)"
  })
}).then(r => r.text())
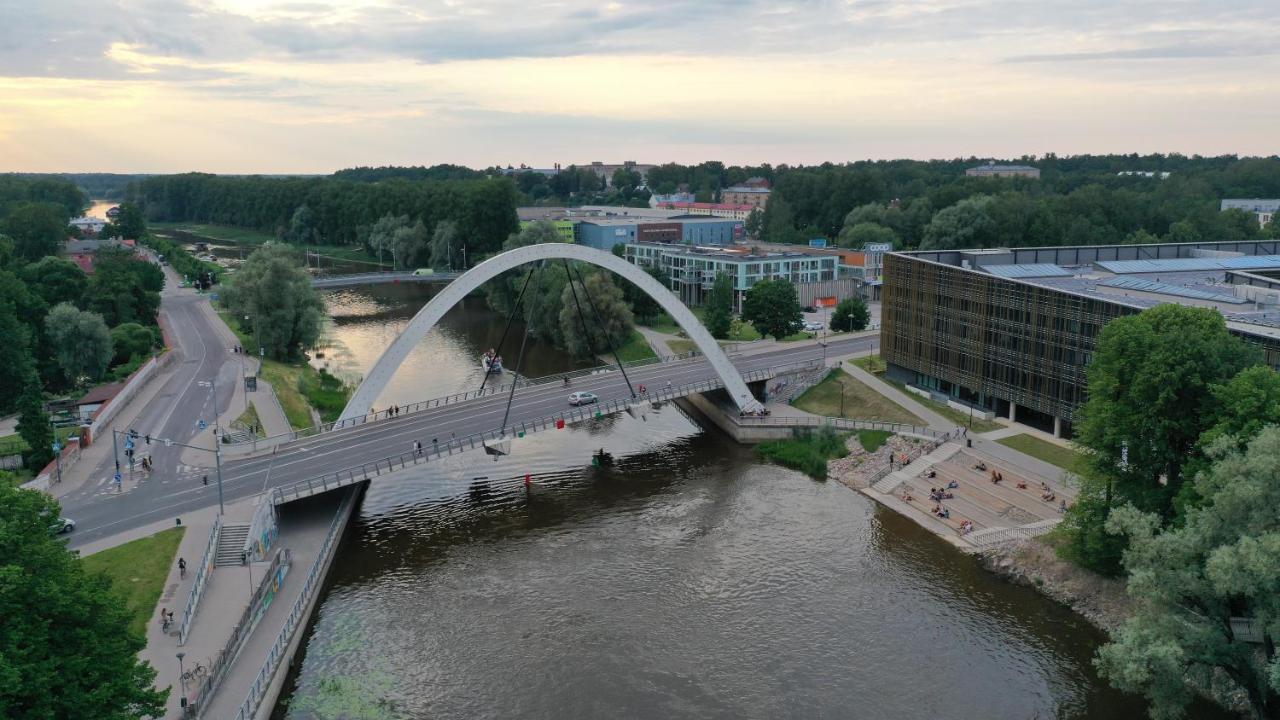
top-left (50, 517), bottom-right (75, 534)
top-left (568, 391), bottom-right (599, 406)
top-left (804, 321), bottom-right (825, 332)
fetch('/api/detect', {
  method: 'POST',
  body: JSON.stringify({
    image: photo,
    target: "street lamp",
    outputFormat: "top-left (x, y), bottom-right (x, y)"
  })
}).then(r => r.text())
top-left (196, 379), bottom-right (225, 516)
top-left (176, 651), bottom-right (187, 696)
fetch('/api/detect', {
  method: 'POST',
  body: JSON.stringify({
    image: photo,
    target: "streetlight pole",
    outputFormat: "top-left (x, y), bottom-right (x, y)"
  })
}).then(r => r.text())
top-left (176, 652), bottom-right (187, 696)
top-left (197, 378), bottom-right (225, 516)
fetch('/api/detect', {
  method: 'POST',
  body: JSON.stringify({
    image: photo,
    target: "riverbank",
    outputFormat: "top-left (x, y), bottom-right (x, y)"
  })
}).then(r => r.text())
top-left (979, 535), bottom-right (1131, 632)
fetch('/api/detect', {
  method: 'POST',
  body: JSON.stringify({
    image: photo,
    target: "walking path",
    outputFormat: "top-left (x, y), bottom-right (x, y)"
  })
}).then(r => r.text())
top-left (840, 360), bottom-right (954, 430)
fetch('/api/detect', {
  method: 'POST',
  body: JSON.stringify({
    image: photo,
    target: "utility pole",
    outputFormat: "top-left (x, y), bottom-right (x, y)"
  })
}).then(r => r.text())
top-left (198, 377), bottom-right (226, 515)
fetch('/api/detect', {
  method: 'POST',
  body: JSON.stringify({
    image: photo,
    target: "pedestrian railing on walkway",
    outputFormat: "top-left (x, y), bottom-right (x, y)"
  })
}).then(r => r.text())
top-left (269, 359), bottom-right (823, 505)
top-left (233, 491), bottom-right (356, 720)
top-left (190, 547), bottom-right (291, 718)
top-left (226, 350), bottom-right (713, 446)
top-left (864, 430), bottom-right (963, 487)
top-left (736, 415), bottom-right (958, 441)
top-left (179, 514), bottom-right (222, 646)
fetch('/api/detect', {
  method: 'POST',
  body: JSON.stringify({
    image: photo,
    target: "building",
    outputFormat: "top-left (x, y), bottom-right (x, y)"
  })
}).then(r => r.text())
top-left (625, 242), bottom-right (839, 310)
top-left (649, 192), bottom-right (696, 207)
top-left (70, 216), bottom-right (107, 235)
top-left (576, 217), bottom-right (744, 251)
top-left (583, 161), bottom-right (657, 186)
top-left (749, 241), bottom-right (891, 300)
top-left (881, 240), bottom-right (1280, 438)
top-left (653, 201), bottom-right (756, 220)
top-left (1117, 171), bottom-right (1171, 179)
top-left (965, 163), bottom-right (1041, 179)
top-left (722, 182), bottom-right (771, 209)
top-left (1222, 199), bottom-right (1280, 226)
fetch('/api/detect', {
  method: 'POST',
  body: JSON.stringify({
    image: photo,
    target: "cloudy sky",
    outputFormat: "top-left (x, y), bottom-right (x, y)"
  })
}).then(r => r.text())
top-left (2, 0), bottom-right (1277, 173)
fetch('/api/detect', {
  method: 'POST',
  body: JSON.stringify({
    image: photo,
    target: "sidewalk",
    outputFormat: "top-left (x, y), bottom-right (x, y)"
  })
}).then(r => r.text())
top-left (840, 359), bottom-right (955, 431)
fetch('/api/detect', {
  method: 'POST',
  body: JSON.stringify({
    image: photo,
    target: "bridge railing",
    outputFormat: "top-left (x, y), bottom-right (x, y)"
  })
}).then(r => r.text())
top-left (269, 359), bottom-right (822, 505)
top-left (735, 415), bottom-right (959, 440)
top-left (310, 271), bottom-right (461, 286)
top-left (231, 350), bottom-right (713, 446)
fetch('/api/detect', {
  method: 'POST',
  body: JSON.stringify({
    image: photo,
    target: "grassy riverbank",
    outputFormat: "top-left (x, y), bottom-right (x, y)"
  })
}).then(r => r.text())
top-left (850, 355), bottom-right (1003, 432)
top-left (793, 369), bottom-right (925, 425)
top-left (152, 222), bottom-right (381, 265)
top-left (81, 527), bottom-right (185, 638)
top-left (215, 308), bottom-right (352, 430)
top-left (756, 426), bottom-right (850, 479)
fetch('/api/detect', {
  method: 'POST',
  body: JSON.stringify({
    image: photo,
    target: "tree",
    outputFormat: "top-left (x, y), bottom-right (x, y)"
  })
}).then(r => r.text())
top-left (44, 303), bottom-right (112, 385)
top-left (919, 195), bottom-right (996, 250)
top-left (837, 222), bottom-right (897, 249)
top-left (0, 307), bottom-right (34, 413)
top-left (15, 381), bottom-right (53, 470)
top-left (110, 322), bottom-right (156, 366)
top-left (704, 272), bottom-right (734, 339)
top-left (20, 256), bottom-right (86, 307)
top-left (762, 195), bottom-right (801, 244)
top-left (428, 220), bottom-right (459, 269)
top-left (390, 219), bottom-right (428, 270)
top-left (85, 248), bottom-right (163, 327)
top-left (742, 279), bottom-right (802, 340)
top-left (285, 204), bottom-right (317, 245)
top-left (0, 482), bottom-right (167, 718)
top-left (830, 296), bottom-right (870, 332)
top-left (101, 202), bottom-right (146, 240)
top-left (222, 244), bottom-right (324, 360)
top-left (366, 213), bottom-right (409, 268)
top-left (744, 208), bottom-right (764, 240)
top-left (558, 271), bottom-right (634, 359)
top-left (1096, 427), bottom-right (1280, 719)
top-left (1166, 220), bottom-right (1201, 244)
top-left (2, 202), bottom-right (68, 261)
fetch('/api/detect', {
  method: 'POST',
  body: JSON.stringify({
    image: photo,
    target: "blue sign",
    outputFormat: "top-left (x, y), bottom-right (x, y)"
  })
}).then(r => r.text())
top-left (124, 438), bottom-right (134, 450)
top-left (114, 473), bottom-right (122, 483)
top-left (52, 442), bottom-right (61, 452)
top-left (198, 420), bottom-right (207, 430)
top-left (808, 238), bottom-right (828, 248)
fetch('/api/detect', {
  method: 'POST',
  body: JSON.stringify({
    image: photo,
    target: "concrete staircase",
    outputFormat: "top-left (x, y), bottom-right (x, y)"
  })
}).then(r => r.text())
top-left (214, 524), bottom-right (250, 567)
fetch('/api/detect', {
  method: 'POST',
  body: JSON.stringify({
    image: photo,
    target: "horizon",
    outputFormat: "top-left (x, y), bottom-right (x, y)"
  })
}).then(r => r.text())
top-left (3, 0), bottom-right (1277, 173)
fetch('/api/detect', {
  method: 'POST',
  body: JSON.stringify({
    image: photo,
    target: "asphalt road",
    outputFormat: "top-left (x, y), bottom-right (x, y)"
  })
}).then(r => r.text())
top-left (64, 328), bottom-right (876, 548)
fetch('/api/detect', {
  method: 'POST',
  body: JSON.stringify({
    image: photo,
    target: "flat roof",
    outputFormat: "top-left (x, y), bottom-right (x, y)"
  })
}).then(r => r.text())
top-left (983, 263), bottom-right (1073, 279)
top-left (1095, 255), bottom-right (1280, 274)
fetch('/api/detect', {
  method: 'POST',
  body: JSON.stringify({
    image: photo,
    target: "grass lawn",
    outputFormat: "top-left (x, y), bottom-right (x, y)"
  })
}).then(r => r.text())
top-left (792, 369), bottom-right (925, 426)
top-left (0, 426), bottom-right (82, 456)
top-left (258, 362), bottom-right (317, 430)
top-left (997, 433), bottom-right (1085, 473)
top-left (640, 313), bottom-right (682, 336)
top-left (613, 330), bottom-right (659, 363)
top-left (232, 403), bottom-right (265, 437)
top-left (81, 527), bottom-right (185, 638)
top-left (847, 355), bottom-right (1005, 433)
top-left (151, 222), bottom-right (277, 245)
top-left (667, 338), bottom-right (697, 355)
top-left (857, 429), bottom-right (893, 452)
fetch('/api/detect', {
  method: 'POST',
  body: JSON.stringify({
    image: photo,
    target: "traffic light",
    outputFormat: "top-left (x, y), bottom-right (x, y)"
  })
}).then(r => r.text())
top-left (125, 448), bottom-right (134, 459)
top-left (145, 434), bottom-right (151, 445)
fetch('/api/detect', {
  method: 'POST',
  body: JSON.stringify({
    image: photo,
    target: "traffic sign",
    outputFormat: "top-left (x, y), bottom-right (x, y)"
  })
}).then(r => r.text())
top-left (52, 442), bottom-right (61, 452)
top-left (124, 438), bottom-right (134, 450)
top-left (114, 473), bottom-right (122, 482)
top-left (198, 420), bottom-right (207, 430)
top-left (165, 439), bottom-right (173, 447)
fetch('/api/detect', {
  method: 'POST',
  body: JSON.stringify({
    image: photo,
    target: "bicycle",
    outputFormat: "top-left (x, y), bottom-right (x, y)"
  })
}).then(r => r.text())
top-left (182, 663), bottom-right (207, 682)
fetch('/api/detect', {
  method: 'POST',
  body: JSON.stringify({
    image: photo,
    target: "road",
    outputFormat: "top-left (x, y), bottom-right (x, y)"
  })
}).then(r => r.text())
top-left (63, 332), bottom-right (876, 547)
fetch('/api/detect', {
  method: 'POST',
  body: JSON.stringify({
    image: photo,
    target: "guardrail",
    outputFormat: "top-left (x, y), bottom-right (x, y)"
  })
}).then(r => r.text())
top-left (228, 350), bottom-right (712, 446)
top-left (191, 548), bottom-right (292, 718)
top-left (736, 415), bottom-right (958, 440)
top-left (233, 490), bottom-right (356, 720)
top-left (179, 515), bottom-right (222, 646)
top-left (269, 359), bottom-right (822, 505)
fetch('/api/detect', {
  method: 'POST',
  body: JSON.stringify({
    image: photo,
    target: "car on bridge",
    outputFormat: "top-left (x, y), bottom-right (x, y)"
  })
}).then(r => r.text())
top-left (567, 391), bottom-right (599, 406)
top-left (412, 267), bottom-right (435, 276)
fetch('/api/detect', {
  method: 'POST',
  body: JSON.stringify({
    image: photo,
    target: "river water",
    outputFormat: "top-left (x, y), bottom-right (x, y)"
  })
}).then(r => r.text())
top-left (272, 285), bottom-right (1191, 720)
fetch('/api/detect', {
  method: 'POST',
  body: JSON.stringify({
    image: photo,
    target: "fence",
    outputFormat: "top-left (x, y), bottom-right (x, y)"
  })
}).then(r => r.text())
top-left (190, 548), bottom-right (291, 718)
top-left (179, 515), bottom-right (222, 646)
top-left (233, 490), bottom-right (357, 720)
top-left (736, 415), bottom-right (958, 441)
top-left (864, 429), bottom-right (963, 486)
top-left (270, 359), bottom-right (822, 505)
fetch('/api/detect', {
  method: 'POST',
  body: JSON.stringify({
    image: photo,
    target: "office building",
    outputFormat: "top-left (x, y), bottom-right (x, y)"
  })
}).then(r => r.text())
top-left (625, 242), bottom-right (839, 310)
top-left (965, 163), bottom-right (1041, 179)
top-left (1222, 199), bottom-right (1279, 227)
top-left (881, 241), bottom-right (1280, 437)
top-left (575, 217), bottom-right (743, 251)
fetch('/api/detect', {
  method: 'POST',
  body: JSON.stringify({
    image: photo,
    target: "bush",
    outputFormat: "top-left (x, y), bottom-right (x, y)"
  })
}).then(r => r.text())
top-left (297, 369), bottom-right (350, 423)
top-left (756, 426), bottom-right (849, 479)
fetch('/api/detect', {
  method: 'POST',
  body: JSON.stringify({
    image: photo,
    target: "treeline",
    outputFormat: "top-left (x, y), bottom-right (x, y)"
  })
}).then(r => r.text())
top-left (0, 174), bottom-right (86, 218)
top-left (131, 173), bottom-right (520, 255)
top-left (757, 154), bottom-right (1280, 247)
top-left (332, 164), bottom-right (484, 183)
top-left (13, 173), bottom-right (150, 202)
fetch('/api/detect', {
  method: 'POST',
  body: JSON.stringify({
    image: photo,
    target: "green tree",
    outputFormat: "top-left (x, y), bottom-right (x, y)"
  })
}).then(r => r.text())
top-left (919, 195), bottom-right (996, 250)
top-left (109, 322), bottom-right (156, 366)
top-left (2, 202), bottom-right (68, 261)
top-left (1166, 220), bottom-right (1201, 244)
top-left (830, 296), bottom-right (870, 332)
top-left (428, 219), bottom-right (459, 269)
top-left (0, 482), bottom-right (167, 718)
top-left (741, 279), bottom-right (802, 340)
top-left (20, 256), bottom-right (86, 307)
top-left (0, 308), bottom-right (34, 413)
top-left (85, 248), bottom-right (163, 326)
top-left (223, 244), bottom-right (324, 360)
top-left (1199, 365), bottom-right (1280, 451)
top-left (101, 202), bottom-right (146, 240)
top-left (15, 381), bottom-right (53, 470)
top-left (390, 219), bottom-right (428, 270)
top-left (1096, 427), bottom-right (1280, 719)
top-left (744, 207), bottom-right (764, 239)
top-left (837, 222), bottom-right (897, 249)
top-left (704, 272), bottom-right (734, 339)
top-left (762, 195), bottom-right (801, 244)
top-left (285, 204), bottom-right (317, 245)
top-left (559, 271), bottom-right (634, 359)
top-left (44, 303), bottom-right (112, 384)
top-left (366, 213), bottom-right (409, 268)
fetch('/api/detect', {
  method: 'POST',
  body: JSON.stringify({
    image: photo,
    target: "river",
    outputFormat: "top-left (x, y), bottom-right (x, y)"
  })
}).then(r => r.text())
top-left (271, 284), bottom-right (1205, 719)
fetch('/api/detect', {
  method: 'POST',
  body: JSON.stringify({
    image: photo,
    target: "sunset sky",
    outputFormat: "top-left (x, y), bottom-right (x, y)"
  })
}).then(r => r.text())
top-left (2, 0), bottom-right (1277, 173)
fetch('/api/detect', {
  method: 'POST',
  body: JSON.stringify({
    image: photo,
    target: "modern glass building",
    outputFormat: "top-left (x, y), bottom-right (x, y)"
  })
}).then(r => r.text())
top-left (881, 241), bottom-right (1280, 437)
top-left (625, 242), bottom-right (838, 310)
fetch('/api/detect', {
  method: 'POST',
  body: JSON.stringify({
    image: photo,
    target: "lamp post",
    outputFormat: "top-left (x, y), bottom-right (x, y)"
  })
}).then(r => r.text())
top-left (196, 379), bottom-right (225, 515)
top-left (176, 651), bottom-right (187, 696)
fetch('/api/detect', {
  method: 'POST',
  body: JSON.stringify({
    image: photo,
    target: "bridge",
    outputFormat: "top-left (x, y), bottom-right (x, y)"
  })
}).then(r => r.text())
top-left (310, 270), bottom-right (461, 289)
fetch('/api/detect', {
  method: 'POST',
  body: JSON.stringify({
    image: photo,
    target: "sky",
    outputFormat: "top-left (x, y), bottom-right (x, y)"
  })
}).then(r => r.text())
top-left (1, 0), bottom-right (1277, 173)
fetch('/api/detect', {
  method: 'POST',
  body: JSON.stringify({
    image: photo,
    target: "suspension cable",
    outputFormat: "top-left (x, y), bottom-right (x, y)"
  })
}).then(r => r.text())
top-left (477, 265), bottom-right (536, 397)
top-left (499, 262), bottom-right (541, 433)
top-left (566, 261), bottom-right (637, 399)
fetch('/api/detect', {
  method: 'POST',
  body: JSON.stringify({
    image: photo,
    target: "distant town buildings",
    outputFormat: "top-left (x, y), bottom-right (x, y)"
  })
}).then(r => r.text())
top-left (1117, 171), bottom-right (1171, 179)
top-left (624, 242), bottom-right (839, 310)
top-left (1221, 199), bottom-right (1279, 226)
top-left (722, 177), bottom-right (771, 208)
top-left (70, 216), bottom-right (107, 235)
top-left (649, 192), bottom-right (696, 207)
top-left (576, 216), bottom-right (743, 250)
top-left (652, 201), bottom-right (756, 220)
top-left (582, 161), bottom-right (656, 186)
top-left (965, 162), bottom-right (1041, 179)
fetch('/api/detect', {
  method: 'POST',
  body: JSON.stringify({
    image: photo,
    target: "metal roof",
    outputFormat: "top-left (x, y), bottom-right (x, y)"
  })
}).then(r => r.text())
top-left (982, 263), bottom-right (1073, 279)
top-left (1096, 255), bottom-right (1280, 274)
top-left (1099, 275), bottom-right (1247, 304)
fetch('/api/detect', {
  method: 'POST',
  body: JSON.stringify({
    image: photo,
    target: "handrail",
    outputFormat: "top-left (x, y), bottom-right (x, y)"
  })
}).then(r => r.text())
top-left (228, 349), bottom-right (713, 446)
top-left (268, 359), bottom-right (823, 505)
top-left (735, 415), bottom-right (958, 439)
top-left (233, 491), bottom-right (356, 720)
top-left (191, 548), bottom-right (291, 717)
top-left (179, 515), bottom-right (222, 646)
